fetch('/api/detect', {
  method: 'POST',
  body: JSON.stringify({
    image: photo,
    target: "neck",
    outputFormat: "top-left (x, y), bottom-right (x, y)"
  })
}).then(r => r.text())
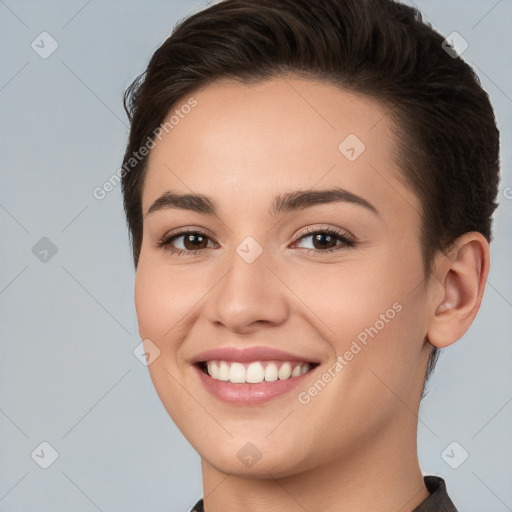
top-left (200, 416), bottom-right (429, 512)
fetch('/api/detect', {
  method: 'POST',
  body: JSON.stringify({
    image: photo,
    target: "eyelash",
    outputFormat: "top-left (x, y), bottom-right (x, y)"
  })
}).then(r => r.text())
top-left (157, 226), bottom-right (357, 257)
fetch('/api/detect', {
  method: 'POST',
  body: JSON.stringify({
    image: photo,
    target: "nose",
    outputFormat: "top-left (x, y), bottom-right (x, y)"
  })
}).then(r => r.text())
top-left (203, 245), bottom-right (290, 334)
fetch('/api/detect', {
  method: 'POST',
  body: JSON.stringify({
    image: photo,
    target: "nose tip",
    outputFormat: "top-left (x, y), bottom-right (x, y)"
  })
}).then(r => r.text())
top-left (204, 250), bottom-right (289, 333)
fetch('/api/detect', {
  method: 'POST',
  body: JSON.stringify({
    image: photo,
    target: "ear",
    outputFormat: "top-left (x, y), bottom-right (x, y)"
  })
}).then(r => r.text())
top-left (426, 232), bottom-right (490, 349)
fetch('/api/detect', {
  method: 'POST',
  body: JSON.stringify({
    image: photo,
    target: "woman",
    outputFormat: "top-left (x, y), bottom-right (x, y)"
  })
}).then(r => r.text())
top-left (120, 0), bottom-right (500, 510)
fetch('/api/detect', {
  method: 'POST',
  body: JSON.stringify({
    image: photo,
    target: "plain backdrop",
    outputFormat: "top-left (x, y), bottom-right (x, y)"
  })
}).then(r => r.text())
top-left (1, 1), bottom-right (511, 511)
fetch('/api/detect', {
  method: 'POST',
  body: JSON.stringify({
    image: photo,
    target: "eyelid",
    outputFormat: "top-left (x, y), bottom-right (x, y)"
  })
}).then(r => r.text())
top-left (294, 224), bottom-right (355, 241)
top-left (161, 225), bottom-right (216, 241)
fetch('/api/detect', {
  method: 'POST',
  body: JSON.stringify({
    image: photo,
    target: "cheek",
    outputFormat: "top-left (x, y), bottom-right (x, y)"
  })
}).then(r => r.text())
top-left (134, 258), bottom-right (193, 344)
top-left (134, 264), bottom-right (164, 341)
top-left (134, 259), bottom-right (200, 427)
top-left (289, 247), bottom-right (427, 377)
top-left (295, 254), bottom-right (418, 336)
top-left (290, 263), bottom-right (428, 442)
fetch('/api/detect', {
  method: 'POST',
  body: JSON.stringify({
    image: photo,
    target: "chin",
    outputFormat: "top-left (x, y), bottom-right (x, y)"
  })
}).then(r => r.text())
top-left (196, 435), bottom-right (313, 479)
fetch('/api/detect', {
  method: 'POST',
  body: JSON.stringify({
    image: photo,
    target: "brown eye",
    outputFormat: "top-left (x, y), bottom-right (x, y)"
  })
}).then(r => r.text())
top-left (294, 228), bottom-right (356, 254)
top-left (309, 232), bottom-right (339, 250)
top-left (180, 233), bottom-right (209, 250)
top-left (159, 231), bottom-right (214, 255)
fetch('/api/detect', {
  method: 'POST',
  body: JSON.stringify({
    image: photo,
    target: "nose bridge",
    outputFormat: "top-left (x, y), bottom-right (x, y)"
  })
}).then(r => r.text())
top-left (221, 233), bottom-right (274, 304)
top-left (205, 232), bottom-right (289, 332)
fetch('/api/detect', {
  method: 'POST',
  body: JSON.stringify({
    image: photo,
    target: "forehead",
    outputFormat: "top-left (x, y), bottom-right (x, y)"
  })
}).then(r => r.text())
top-left (142, 76), bottom-right (418, 222)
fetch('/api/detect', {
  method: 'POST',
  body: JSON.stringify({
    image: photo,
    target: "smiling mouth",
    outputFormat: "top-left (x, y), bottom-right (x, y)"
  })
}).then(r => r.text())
top-left (196, 360), bottom-right (320, 384)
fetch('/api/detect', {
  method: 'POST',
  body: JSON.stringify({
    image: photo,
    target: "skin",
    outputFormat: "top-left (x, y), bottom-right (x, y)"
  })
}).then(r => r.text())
top-left (135, 76), bottom-right (489, 512)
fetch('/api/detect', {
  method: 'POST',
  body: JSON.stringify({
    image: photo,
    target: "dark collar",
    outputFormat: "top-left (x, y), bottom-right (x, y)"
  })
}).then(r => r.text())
top-left (412, 476), bottom-right (458, 511)
top-left (189, 475), bottom-right (458, 512)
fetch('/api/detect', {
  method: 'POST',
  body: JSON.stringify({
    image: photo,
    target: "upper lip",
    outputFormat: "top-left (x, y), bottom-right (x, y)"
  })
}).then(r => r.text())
top-left (190, 346), bottom-right (320, 364)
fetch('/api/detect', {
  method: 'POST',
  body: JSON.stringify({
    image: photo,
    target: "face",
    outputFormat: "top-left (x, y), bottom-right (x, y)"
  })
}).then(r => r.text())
top-left (135, 76), bottom-right (435, 477)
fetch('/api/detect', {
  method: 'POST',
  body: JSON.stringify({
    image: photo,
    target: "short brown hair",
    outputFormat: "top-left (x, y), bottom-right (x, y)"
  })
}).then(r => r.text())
top-left (121, 0), bottom-right (500, 390)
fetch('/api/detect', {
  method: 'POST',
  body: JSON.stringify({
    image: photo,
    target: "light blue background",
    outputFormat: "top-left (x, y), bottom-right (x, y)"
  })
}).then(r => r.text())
top-left (1, 1), bottom-right (511, 510)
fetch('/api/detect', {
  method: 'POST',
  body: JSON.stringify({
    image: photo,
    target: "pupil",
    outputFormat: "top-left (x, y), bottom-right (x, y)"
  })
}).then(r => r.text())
top-left (314, 233), bottom-right (335, 249)
top-left (185, 234), bottom-right (206, 250)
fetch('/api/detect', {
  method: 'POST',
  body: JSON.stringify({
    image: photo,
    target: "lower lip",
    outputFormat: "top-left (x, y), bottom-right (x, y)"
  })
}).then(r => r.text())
top-left (193, 364), bottom-right (317, 405)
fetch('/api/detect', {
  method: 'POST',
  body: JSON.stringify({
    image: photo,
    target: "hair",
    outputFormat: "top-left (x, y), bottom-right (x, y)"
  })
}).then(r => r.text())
top-left (121, 0), bottom-right (500, 394)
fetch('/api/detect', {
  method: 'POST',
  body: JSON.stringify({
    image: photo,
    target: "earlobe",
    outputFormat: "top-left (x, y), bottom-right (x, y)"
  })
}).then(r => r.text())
top-left (426, 232), bottom-right (490, 349)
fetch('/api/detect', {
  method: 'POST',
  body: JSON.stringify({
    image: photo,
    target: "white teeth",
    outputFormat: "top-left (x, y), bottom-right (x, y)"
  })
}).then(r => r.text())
top-left (278, 362), bottom-right (292, 380)
top-left (229, 362), bottom-right (246, 383)
top-left (264, 363), bottom-right (278, 382)
top-left (246, 362), bottom-right (265, 383)
top-left (218, 361), bottom-right (230, 381)
top-left (204, 360), bottom-right (312, 383)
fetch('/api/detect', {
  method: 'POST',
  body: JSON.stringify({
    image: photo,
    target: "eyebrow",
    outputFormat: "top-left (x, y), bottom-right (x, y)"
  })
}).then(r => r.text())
top-left (145, 187), bottom-right (379, 218)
